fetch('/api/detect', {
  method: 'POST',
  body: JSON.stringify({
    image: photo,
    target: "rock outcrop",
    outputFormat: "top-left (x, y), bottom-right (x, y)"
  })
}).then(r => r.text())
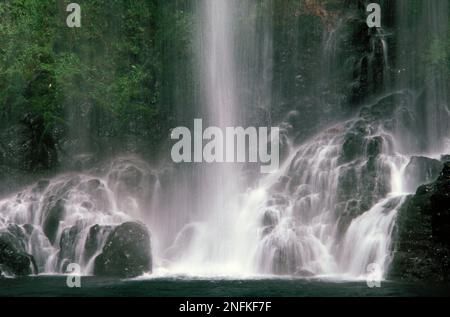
top-left (0, 225), bottom-right (36, 277)
top-left (94, 222), bottom-right (152, 278)
top-left (389, 162), bottom-right (450, 282)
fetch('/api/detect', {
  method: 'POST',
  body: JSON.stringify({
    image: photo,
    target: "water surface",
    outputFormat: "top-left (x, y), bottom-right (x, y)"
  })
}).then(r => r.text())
top-left (1, 277), bottom-right (449, 297)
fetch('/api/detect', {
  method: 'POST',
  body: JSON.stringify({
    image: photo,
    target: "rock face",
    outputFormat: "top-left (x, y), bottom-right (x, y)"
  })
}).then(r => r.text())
top-left (84, 224), bottom-right (113, 262)
top-left (94, 222), bottom-right (152, 278)
top-left (41, 176), bottom-right (81, 244)
top-left (57, 223), bottom-right (83, 272)
top-left (0, 225), bottom-right (36, 276)
top-left (389, 162), bottom-right (450, 282)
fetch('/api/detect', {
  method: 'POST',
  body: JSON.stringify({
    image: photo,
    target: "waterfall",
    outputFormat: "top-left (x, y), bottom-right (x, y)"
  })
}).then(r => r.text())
top-left (394, 0), bottom-right (450, 154)
top-left (164, 0), bottom-right (267, 276)
top-left (162, 1), bottom-right (423, 279)
top-left (1, 0), bottom-right (449, 281)
top-left (421, 1), bottom-right (450, 153)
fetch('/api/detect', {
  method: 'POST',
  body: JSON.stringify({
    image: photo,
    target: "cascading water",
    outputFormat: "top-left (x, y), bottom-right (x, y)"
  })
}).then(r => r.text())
top-left (162, 0), bottom-right (411, 279)
top-left (1, 1), bottom-right (449, 281)
top-left (163, 0), bottom-right (268, 276)
top-left (394, 0), bottom-right (450, 154)
top-left (0, 157), bottom-right (156, 275)
top-left (248, 113), bottom-right (410, 279)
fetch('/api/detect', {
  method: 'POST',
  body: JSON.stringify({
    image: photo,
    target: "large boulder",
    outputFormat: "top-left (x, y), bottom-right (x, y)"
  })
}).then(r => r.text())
top-left (389, 162), bottom-right (450, 282)
top-left (94, 222), bottom-right (152, 278)
top-left (0, 225), bottom-right (36, 276)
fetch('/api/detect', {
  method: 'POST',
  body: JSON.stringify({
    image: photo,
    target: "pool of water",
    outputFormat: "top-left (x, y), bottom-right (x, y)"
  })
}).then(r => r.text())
top-left (1, 276), bottom-right (450, 297)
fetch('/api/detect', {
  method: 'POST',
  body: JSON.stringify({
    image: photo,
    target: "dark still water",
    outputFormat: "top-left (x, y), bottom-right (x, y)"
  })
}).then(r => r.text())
top-left (1, 276), bottom-right (449, 297)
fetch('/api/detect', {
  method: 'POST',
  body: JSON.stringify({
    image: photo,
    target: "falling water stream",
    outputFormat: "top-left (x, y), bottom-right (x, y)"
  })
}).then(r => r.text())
top-left (158, 0), bottom-right (410, 279)
top-left (1, 0), bottom-right (449, 282)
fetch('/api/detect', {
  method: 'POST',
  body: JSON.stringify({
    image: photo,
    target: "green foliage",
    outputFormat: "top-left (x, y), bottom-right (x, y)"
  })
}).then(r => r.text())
top-left (0, 0), bottom-right (194, 167)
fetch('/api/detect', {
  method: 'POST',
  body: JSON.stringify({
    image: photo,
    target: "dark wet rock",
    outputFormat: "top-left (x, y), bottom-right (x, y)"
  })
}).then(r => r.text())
top-left (94, 222), bottom-right (152, 278)
top-left (337, 165), bottom-right (358, 202)
top-left (0, 226), bottom-right (36, 276)
top-left (338, 118), bottom-right (386, 165)
top-left (366, 136), bottom-right (383, 157)
top-left (84, 224), bottom-right (113, 263)
top-left (41, 176), bottom-right (81, 244)
top-left (441, 155), bottom-right (450, 163)
top-left (22, 224), bottom-right (35, 235)
top-left (430, 163), bottom-right (450, 246)
top-left (6, 224), bottom-right (28, 248)
top-left (336, 199), bottom-right (361, 235)
top-left (43, 198), bottom-right (65, 244)
top-left (404, 156), bottom-right (443, 192)
top-left (262, 209), bottom-right (280, 227)
top-left (40, 176), bottom-right (111, 249)
top-left (58, 223), bottom-right (83, 272)
top-left (389, 162), bottom-right (450, 282)
top-left (360, 157), bottom-right (390, 206)
top-left (339, 131), bottom-right (366, 163)
top-left (336, 156), bottom-right (390, 233)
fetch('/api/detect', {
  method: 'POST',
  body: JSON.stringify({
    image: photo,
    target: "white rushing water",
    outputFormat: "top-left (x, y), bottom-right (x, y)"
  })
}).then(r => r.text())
top-left (1, 0), bottom-right (449, 281)
top-left (0, 158), bottom-right (155, 275)
top-left (164, 0), bottom-right (256, 276)
top-left (158, 0), bottom-right (408, 279)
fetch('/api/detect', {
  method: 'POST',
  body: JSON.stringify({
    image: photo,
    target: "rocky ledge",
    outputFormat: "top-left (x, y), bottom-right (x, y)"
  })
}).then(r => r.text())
top-left (389, 162), bottom-right (450, 282)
